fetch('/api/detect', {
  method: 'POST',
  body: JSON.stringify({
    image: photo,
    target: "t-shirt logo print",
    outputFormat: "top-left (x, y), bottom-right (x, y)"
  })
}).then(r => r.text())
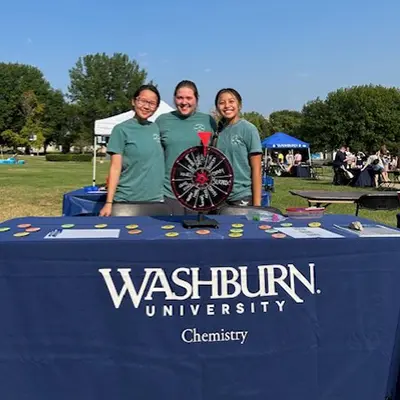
top-left (231, 135), bottom-right (242, 145)
top-left (152, 133), bottom-right (161, 143)
top-left (193, 124), bottom-right (205, 132)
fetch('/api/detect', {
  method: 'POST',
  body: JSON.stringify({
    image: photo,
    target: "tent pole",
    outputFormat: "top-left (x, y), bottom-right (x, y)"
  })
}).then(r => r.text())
top-left (92, 135), bottom-right (97, 187)
top-left (308, 147), bottom-right (311, 164)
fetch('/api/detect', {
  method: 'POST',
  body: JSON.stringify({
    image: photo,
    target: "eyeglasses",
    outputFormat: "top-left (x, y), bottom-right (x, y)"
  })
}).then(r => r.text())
top-left (136, 97), bottom-right (158, 109)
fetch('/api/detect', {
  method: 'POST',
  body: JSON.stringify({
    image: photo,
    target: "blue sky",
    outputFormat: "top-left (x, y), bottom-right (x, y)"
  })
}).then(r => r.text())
top-left (1, 0), bottom-right (400, 116)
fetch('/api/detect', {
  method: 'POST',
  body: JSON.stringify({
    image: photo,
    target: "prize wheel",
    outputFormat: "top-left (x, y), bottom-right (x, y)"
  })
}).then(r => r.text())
top-left (170, 145), bottom-right (234, 212)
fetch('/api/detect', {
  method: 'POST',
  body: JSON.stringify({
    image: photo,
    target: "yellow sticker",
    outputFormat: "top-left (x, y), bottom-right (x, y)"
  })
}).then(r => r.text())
top-left (161, 225), bottom-right (175, 230)
top-left (231, 223), bottom-right (244, 228)
top-left (13, 232), bottom-right (30, 237)
top-left (308, 222), bottom-right (321, 227)
top-left (229, 232), bottom-right (243, 238)
top-left (61, 224), bottom-right (75, 229)
top-left (230, 228), bottom-right (243, 233)
top-left (0, 227), bottom-right (10, 232)
top-left (165, 232), bottom-right (179, 237)
top-left (125, 224), bottom-right (139, 229)
top-left (128, 229), bottom-right (142, 235)
top-left (95, 224), bottom-right (108, 229)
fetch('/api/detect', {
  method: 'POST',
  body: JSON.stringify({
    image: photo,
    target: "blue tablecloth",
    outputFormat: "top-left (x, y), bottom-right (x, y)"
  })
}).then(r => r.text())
top-left (62, 188), bottom-right (271, 216)
top-left (1, 214), bottom-right (400, 400)
top-left (62, 188), bottom-right (107, 216)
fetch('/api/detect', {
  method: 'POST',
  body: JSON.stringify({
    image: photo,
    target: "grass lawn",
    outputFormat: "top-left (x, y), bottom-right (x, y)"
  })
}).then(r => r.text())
top-left (0, 156), bottom-right (398, 225)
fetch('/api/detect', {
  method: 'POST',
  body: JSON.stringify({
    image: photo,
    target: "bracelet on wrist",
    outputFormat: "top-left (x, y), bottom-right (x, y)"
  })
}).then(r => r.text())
top-left (106, 201), bottom-right (113, 204)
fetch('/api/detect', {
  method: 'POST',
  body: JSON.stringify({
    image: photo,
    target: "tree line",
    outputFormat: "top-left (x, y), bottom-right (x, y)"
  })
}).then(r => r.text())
top-left (1, 52), bottom-right (400, 154)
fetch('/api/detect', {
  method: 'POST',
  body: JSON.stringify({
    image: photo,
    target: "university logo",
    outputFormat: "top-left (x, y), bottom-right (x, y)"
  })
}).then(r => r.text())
top-left (193, 124), bottom-right (205, 132)
top-left (99, 263), bottom-right (320, 318)
top-left (231, 135), bottom-right (242, 145)
top-left (152, 133), bottom-right (161, 143)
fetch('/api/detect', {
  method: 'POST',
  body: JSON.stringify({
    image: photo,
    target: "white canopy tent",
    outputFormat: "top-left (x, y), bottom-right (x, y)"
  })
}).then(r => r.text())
top-left (92, 100), bottom-right (174, 185)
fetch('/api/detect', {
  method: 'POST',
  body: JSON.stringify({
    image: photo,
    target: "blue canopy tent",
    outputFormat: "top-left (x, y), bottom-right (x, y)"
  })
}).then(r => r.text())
top-left (262, 132), bottom-right (311, 163)
top-left (262, 132), bottom-right (309, 149)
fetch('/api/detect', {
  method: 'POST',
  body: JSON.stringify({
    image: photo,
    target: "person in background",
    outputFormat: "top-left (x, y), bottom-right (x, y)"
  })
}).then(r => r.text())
top-left (361, 148), bottom-right (386, 187)
top-left (99, 84), bottom-right (164, 217)
top-left (156, 80), bottom-right (216, 214)
top-left (294, 151), bottom-right (302, 165)
top-left (332, 145), bottom-right (349, 185)
top-left (214, 88), bottom-right (262, 206)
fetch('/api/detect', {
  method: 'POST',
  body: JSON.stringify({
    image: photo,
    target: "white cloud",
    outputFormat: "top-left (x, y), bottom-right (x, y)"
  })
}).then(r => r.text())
top-left (204, 68), bottom-right (211, 73)
top-left (27, 38), bottom-right (32, 45)
top-left (138, 52), bottom-right (148, 57)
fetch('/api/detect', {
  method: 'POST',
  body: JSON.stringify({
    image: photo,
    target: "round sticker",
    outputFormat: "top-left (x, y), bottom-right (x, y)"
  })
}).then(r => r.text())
top-left (281, 223), bottom-right (293, 227)
top-left (264, 229), bottom-right (278, 234)
top-left (0, 227), bottom-right (10, 232)
top-left (230, 228), bottom-right (243, 233)
top-left (161, 225), bottom-right (175, 230)
top-left (125, 224), bottom-right (139, 229)
top-left (128, 229), bottom-right (142, 235)
top-left (308, 222), bottom-right (321, 227)
top-left (229, 232), bottom-right (243, 238)
top-left (196, 229), bottom-right (210, 235)
top-left (95, 224), bottom-right (108, 229)
top-left (25, 227), bottom-right (41, 233)
top-left (13, 232), bottom-right (30, 237)
top-left (272, 233), bottom-right (287, 239)
top-left (17, 223), bottom-right (31, 229)
top-left (165, 232), bottom-right (179, 237)
top-left (231, 223), bottom-right (244, 228)
top-left (259, 225), bottom-right (272, 230)
top-left (61, 224), bottom-right (75, 229)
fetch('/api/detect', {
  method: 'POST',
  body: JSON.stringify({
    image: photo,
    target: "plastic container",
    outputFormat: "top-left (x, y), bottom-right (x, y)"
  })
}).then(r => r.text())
top-left (285, 207), bottom-right (325, 219)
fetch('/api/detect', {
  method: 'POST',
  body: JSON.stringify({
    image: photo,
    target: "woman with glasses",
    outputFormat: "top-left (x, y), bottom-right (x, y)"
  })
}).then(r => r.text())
top-left (100, 84), bottom-right (164, 216)
top-left (156, 80), bottom-right (217, 214)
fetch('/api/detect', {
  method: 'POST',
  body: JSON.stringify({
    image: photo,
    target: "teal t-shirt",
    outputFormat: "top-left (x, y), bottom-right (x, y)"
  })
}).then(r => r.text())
top-left (107, 118), bottom-right (164, 202)
top-left (216, 119), bottom-right (262, 201)
top-left (156, 111), bottom-right (217, 198)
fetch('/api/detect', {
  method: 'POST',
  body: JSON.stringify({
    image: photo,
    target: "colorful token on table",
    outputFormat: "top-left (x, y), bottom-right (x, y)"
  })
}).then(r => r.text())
top-left (272, 233), bottom-right (287, 239)
top-left (308, 222), bottom-right (321, 227)
top-left (95, 224), bottom-right (108, 229)
top-left (281, 223), bottom-right (293, 227)
top-left (259, 225), bottom-right (272, 230)
top-left (125, 224), bottom-right (139, 229)
top-left (25, 227), bottom-right (41, 233)
top-left (17, 223), bottom-right (31, 229)
top-left (13, 232), bottom-right (30, 237)
top-left (265, 229), bottom-right (278, 234)
top-left (0, 227), bottom-right (10, 232)
top-left (128, 229), bottom-right (142, 235)
top-left (231, 223), bottom-right (244, 228)
top-left (165, 232), bottom-right (179, 237)
top-left (230, 228), bottom-right (243, 233)
top-left (229, 232), bottom-right (243, 238)
top-left (196, 229), bottom-right (210, 235)
top-left (161, 225), bottom-right (175, 230)
top-left (61, 224), bottom-right (75, 229)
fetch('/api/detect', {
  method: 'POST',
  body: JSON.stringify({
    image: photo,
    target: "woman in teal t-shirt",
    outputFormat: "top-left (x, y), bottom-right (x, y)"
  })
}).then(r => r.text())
top-left (214, 88), bottom-right (262, 206)
top-left (100, 85), bottom-right (165, 217)
top-left (156, 80), bottom-right (217, 214)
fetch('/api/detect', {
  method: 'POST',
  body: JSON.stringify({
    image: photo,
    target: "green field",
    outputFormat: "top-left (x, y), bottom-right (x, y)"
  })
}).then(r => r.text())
top-left (0, 156), bottom-right (398, 225)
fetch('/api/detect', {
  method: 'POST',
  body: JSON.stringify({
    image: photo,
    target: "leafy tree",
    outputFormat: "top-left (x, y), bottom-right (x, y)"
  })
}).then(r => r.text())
top-left (268, 110), bottom-right (303, 136)
top-left (68, 53), bottom-right (149, 135)
top-left (242, 111), bottom-right (271, 139)
top-left (300, 85), bottom-right (400, 153)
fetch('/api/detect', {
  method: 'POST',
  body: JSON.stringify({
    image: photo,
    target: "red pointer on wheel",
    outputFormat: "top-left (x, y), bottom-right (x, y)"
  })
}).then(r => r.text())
top-left (198, 131), bottom-right (212, 156)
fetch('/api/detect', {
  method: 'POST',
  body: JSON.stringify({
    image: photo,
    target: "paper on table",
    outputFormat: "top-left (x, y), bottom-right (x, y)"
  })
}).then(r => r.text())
top-left (333, 224), bottom-right (400, 237)
top-left (277, 227), bottom-right (343, 239)
top-left (44, 229), bottom-right (120, 239)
